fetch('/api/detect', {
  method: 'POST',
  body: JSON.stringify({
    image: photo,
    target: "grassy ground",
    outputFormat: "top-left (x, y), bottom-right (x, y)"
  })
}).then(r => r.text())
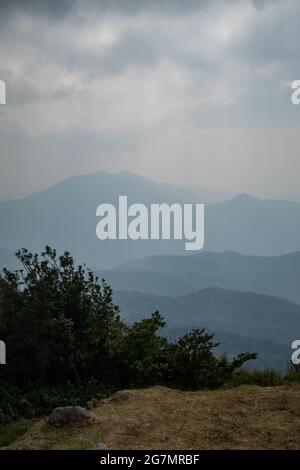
top-left (0, 420), bottom-right (32, 448)
top-left (2, 384), bottom-right (300, 450)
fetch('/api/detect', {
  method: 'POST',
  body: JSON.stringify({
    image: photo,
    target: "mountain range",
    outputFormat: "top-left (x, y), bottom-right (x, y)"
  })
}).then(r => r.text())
top-left (1, 170), bottom-right (299, 371)
top-left (101, 250), bottom-right (300, 304)
top-left (113, 287), bottom-right (300, 370)
top-left (0, 171), bottom-right (300, 268)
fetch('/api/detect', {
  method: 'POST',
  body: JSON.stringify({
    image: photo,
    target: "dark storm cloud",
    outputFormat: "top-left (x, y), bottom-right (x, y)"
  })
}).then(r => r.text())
top-left (0, 0), bottom-right (73, 18)
top-left (0, 0), bottom-right (278, 19)
top-left (0, 0), bottom-right (202, 17)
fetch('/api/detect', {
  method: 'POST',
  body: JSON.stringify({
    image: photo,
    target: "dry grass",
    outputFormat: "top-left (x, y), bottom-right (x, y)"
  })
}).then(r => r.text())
top-left (3, 384), bottom-right (300, 450)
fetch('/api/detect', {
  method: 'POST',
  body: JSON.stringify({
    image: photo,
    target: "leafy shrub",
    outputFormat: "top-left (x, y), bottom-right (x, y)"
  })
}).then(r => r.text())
top-left (116, 311), bottom-right (169, 387)
top-left (0, 247), bottom-right (123, 387)
top-left (164, 329), bottom-right (256, 390)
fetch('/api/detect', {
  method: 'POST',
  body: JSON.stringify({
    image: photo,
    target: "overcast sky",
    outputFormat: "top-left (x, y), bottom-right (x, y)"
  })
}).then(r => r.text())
top-left (0, 0), bottom-right (300, 201)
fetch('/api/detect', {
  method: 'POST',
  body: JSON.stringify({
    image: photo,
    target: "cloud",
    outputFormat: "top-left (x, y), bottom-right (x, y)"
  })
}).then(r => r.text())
top-left (0, 0), bottom-right (299, 201)
top-left (0, 0), bottom-right (73, 20)
top-left (0, 0), bottom-right (280, 20)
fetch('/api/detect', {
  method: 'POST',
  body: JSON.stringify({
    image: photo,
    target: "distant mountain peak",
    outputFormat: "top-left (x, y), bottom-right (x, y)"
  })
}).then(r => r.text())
top-left (117, 170), bottom-right (152, 182)
top-left (233, 193), bottom-right (258, 201)
top-left (117, 170), bottom-right (138, 177)
top-left (230, 193), bottom-right (259, 202)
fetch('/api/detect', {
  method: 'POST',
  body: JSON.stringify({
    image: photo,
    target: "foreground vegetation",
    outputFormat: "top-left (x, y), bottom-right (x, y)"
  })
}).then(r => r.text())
top-left (0, 247), bottom-right (299, 430)
top-left (0, 247), bottom-right (257, 425)
top-left (2, 385), bottom-right (300, 450)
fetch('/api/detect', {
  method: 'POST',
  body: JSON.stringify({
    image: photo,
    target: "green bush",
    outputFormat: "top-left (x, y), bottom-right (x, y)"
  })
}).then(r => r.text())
top-left (116, 311), bottom-right (169, 387)
top-left (164, 329), bottom-right (256, 390)
top-left (0, 247), bottom-right (123, 387)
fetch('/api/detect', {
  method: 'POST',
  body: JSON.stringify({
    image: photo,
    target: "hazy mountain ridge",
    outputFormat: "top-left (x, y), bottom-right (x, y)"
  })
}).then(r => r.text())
top-left (101, 250), bottom-right (300, 304)
top-left (163, 326), bottom-right (289, 371)
top-left (114, 287), bottom-right (300, 344)
top-left (0, 171), bottom-right (300, 268)
top-left (0, 172), bottom-right (299, 371)
top-left (205, 193), bottom-right (300, 256)
top-left (0, 171), bottom-right (205, 269)
top-left (113, 287), bottom-right (300, 370)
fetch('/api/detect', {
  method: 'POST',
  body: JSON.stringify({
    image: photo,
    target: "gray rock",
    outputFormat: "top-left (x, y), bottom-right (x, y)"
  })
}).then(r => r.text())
top-left (48, 406), bottom-right (97, 426)
top-left (91, 443), bottom-right (108, 450)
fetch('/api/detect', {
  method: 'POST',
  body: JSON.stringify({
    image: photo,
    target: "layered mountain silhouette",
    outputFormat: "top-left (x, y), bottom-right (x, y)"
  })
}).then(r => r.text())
top-left (0, 171), bottom-right (300, 268)
top-left (0, 171), bottom-right (202, 269)
top-left (205, 193), bottom-right (300, 255)
top-left (113, 287), bottom-right (300, 370)
top-left (114, 287), bottom-right (300, 344)
top-left (162, 325), bottom-right (288, 371)
top-left (1, 171), bottom-right (299, 370)
top-left (101, 250), bottom-right (300, 304)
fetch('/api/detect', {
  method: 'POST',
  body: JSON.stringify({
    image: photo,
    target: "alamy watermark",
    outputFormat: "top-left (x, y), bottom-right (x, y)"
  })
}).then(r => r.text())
top-left (291, 80), bottom-right (300, 105)
top-left (0, 79), bottom-right (6, 364)
top-left (96, 196), bottom-right (204, 251)
top-left (291, 340), bottom-right (300, 365)
top-left (0, 79), bottom-right (6, 104)
top-left (0, 340), bottom-right (6, 365)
